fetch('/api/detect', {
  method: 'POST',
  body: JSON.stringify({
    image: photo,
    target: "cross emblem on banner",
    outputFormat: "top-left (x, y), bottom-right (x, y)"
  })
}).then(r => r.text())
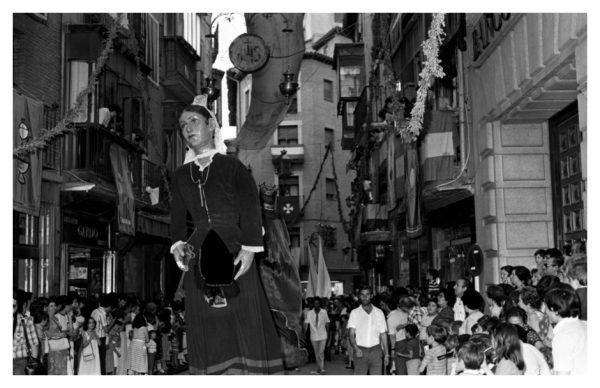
top-left (283, 203), bottom-right (294, 214)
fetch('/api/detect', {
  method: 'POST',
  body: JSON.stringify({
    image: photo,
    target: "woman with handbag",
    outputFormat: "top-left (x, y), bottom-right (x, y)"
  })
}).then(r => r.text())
top-left (46, 298), bottom-right (72, 375)
top-left (13, 294), bottom-right (41, 375)
top-left (78, 317), bottom-right (101, 375)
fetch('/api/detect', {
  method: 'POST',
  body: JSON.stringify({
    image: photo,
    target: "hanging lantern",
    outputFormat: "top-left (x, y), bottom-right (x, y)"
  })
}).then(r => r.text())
top-left (279, 68), bottom-right (299, 105)
top-left (202, 77), bottom-right (221, 107)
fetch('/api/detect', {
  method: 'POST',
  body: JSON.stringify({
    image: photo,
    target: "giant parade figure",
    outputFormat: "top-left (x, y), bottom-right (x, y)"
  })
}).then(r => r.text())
top-left (169, 95), bottom-right (284, 374)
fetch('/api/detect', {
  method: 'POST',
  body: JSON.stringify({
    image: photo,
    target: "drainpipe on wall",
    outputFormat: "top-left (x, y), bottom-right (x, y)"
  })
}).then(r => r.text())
top-left (457, 48), bottom-right (467, 168)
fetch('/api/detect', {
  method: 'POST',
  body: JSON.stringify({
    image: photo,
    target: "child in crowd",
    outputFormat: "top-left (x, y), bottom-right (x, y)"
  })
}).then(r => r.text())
top-left (453, 341), bottom-right (488, 375)
top-left (147, 330), bottom-right (157, 375)
top-left (418, 324), bottom-right (448, 375)
top-left (491, 323), bottom-right (525, 375)
top-left (566, 260), bottom-right (587, 320)
top-left (395, 324), bottom-right (421, 375)
top-left (419, 299), bottom-right (439, 342)
top-left (443, 334), bottom-right (460, 374)
top-left (450, 320), bottom-right (462, 336)
top-left (460, 290), bottom-right (484, 335)
top-left (426, 269), bottom-right (441, 296)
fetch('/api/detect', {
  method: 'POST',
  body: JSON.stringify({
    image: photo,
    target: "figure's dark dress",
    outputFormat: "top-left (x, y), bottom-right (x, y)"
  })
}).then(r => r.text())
top-left (170, 154), bottom-right (284, 374)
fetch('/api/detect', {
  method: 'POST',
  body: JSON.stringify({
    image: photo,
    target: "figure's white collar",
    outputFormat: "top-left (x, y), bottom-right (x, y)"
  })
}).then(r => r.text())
top-left (192, 148), bottom-right (219, 171)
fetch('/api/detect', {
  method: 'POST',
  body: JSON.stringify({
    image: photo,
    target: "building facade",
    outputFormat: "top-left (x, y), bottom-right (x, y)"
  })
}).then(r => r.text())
top-left (337, 13), bottom-right (586, 291)
top-left (13, 13), bottom-right (220, 300)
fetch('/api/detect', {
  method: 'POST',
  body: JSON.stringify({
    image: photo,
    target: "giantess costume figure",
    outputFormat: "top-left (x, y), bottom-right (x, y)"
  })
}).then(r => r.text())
top-left (255, 183), bottom-right (307, 369)
top-left (170, 96), bottom-right (283, 374)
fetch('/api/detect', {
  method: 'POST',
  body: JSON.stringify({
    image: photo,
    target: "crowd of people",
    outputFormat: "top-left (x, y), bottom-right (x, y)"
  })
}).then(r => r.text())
top-left (14, 246), bottom-right (587, 376)
top-left (301, 247), bottom-right (587, 375)
top-left (13, 290), bottom-right (187, 375)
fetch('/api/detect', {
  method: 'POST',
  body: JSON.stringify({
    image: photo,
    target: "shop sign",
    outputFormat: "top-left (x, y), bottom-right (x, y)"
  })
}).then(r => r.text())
top-left (472, 13), bottom-right (512, 61)
top-left (63, 215), bottom-right (109, 247)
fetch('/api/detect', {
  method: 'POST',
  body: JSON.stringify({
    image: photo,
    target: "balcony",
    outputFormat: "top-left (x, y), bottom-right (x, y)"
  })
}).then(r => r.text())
top-left (61, 123), bottom-right (143, 194)
top-left (353, 84), bottom-right (393, 147)
top-left (162, 36), bottom-right (200, 101)
top-left (270, 145), bottom-right (305, 163)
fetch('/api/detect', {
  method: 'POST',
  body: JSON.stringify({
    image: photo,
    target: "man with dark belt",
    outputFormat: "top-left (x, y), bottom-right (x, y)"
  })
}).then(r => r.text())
top-left (347, 285), bottom-right (389, 375)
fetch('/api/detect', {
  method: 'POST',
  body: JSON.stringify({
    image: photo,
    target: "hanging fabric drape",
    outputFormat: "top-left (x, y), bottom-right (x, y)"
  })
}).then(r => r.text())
top-left (13, 91), bottom-right (43, 216)
top-left (405, 142), bottom-right (422, 238)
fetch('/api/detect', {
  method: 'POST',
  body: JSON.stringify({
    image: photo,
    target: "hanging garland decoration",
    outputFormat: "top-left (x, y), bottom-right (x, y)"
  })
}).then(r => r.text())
top-left (13, 15), bottom-right (121, 159)
top-left (299, 145), bottom-right (331, 216)
top-left (329, 145), bottom-right (350, 237)
top-left (399, 13), bottom-right (446, 143)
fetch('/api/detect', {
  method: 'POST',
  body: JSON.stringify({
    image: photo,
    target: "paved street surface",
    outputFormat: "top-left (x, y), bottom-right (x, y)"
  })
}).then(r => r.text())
top-left (173, 352), bottom-right (354, 375)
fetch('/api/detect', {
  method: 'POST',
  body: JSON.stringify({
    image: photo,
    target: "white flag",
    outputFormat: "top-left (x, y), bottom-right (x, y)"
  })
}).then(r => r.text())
top-left (315, 236), bottom-right (332, 298)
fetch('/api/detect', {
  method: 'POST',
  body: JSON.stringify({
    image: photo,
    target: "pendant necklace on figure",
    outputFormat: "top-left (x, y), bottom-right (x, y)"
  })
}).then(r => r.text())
top-left (190, 163), bottom-right (212, 223)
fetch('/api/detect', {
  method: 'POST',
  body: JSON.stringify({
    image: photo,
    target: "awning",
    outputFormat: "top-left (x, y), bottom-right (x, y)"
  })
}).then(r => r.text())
top-left (136, 211), bottom-right (170, 239)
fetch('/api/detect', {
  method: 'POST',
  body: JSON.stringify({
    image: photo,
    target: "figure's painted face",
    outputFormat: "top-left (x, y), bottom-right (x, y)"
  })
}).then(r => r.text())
top-left (179, 111), bottom-right (212, 152)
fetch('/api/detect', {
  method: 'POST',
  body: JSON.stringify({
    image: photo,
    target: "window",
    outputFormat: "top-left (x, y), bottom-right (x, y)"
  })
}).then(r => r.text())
top-left (68, 61), bottom-right (95, 123)
top-left (340, 66), bottom-right (363, 98)
top-left (277, 125), bottom-right (299, 145)
top-left (325, 127), bottom-right (334, 147)
top-left (14, 211), bottom-right (39, 246)
top-left (324, 79), bottom-right (334, 102)
top-left (146, 14), bottom-right (160, 84)
top-left (326, 178), bottom-right (336, 200)
top-left (278, 175), bottom-right (299, 197)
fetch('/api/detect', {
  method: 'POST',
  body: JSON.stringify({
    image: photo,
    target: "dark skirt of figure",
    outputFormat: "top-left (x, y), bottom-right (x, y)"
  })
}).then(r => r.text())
top-left (183, 256), bottom-right (284, 375)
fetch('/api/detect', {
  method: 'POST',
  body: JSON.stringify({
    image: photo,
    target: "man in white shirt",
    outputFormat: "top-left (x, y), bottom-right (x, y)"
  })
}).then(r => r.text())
top-left (544, 286), bottom-right (587, 375)
top-left (348, 286), bottom-right (389, 375)
top-left (387, 295), bottom-right (410, 370)
top-left (303, 298), bottom-right (330, 374)
top-left (453, 278), bottom-right (469, 322)
top-left (91, 295), bottom-right (112, 375)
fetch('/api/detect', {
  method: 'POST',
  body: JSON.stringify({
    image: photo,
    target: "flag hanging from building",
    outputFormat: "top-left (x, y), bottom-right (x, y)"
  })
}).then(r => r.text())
top-left (405, 142), bottom-right (422, 238)
top-left (420, 110), bottom-right (457, 189)
top-left (13, 92), bottom-right (43, 216)
top-left (386, 135), bottom-right (396, 209)
top-left (235, 13), bottom-right (305, 150)
top-left (109, 144), bottom-right (136, 236)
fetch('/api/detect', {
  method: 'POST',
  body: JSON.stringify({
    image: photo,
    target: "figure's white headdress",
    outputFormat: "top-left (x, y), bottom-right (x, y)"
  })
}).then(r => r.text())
top-left (183, 95), bottom-right (226, 163)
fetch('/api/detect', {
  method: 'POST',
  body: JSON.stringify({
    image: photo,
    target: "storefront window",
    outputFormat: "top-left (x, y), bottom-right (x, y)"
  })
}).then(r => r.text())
top-left (68, 246), bottom-right (112, 299)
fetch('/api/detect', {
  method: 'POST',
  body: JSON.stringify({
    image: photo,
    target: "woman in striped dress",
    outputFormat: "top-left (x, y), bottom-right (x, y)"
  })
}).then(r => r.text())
top-left (127, 313), bottom-right (149, 374)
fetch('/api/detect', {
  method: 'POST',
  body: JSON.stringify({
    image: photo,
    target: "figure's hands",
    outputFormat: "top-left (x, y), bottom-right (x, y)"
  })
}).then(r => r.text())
top-left (172, 243), bottom-right (189, 272)
top-left (234, 249), bottom-right (255, 280)
top-left (355, 347), bottom-right (363, 358)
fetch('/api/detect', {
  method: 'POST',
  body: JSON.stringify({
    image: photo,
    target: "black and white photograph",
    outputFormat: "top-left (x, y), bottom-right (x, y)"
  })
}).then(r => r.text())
top-left (9, 3), bottom-right (594, 380)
